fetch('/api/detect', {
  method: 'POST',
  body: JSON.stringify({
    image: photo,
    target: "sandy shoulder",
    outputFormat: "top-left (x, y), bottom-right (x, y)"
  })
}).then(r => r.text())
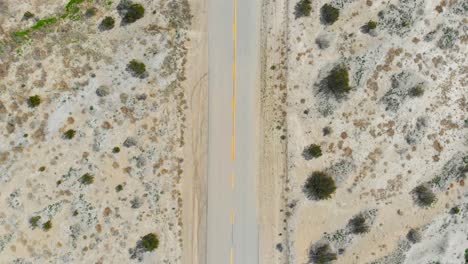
top-left (181, 0), bottom-right (208, 263)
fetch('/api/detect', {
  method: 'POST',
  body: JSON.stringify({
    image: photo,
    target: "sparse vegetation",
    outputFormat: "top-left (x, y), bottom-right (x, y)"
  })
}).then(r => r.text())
top-left (309, 244), bottom-right (337, 264)
top-left (325, 66), bottom-right (350, 96)
top-left (29, 216), bottom-right (41, 228)
top-left (303, 144), bottom-right (323, 160)
top-left (412, 185), bottom-right (436, 207)
top-left (294, 0), bottom-right (312, 19)
top-left (140, 233), bottom-right (159, 251)
top-left (127, 59), bottom-right (147, 78)
top-left (27, 95), bottom-right (41, 108)
top-left (79, 173), bottom-right (94, 185)
top-left (42, 220), bottom-right (52, 231)
top-left (320, 4), bottom-right (339, 25)
top-left (348, 214), bottom-right (369, 234)
top-left (63, 129), bottom-right (76, 139)
top-left (304, 171), bottom-right (337, 200)
top-left (100, 16), bottom-right (115, 30)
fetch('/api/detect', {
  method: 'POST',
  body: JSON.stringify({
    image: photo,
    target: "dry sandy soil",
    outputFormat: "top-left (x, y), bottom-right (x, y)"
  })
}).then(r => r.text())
top-left (0, 0), bottom-right (203, 263)
top-left (260, 0), bottom-right (467, 263)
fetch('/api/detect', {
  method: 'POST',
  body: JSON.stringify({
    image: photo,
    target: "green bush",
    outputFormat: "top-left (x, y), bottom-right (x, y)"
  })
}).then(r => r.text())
top-left (42, 220), bottom-right (52, 231)
top-left (303, 144), bottom-right (322, 160)
top-left (309, 244), bottom-right (337, 264)
top-left (295, 0), bottom-right (312, 19)
top-left (320, 4), bottom-right (339, 25)
top-left (63, 129), bottom-right (76, 139)
top-left (348, 214), bottom-right (369, 234)
top-left (112, 146), bottom-right (121, 153)
top-left (79, 173), bottom-right (94, 185)
top-left (29, 216), bottom-right (41, 228)
top-left (27, 95), bottom-right (41, 108)
top-left (450, 206), bottom-right (460, 214)
top-left (39, 166), bottom-right (46, 172)
top-left (127, 59), bottom-right (147, 78)
top-left (140, 233), bottom-right (159, 252)
top-left (123, 3), bottom-right (145, 24)
top-left (304, 171), bottom-right (337, 200)
top-left (412, 185), bottom-right (436, 207)
top-left (325, 66), bottom-right (350, 95)
top-left (100, 16), bottom-right (115, 30)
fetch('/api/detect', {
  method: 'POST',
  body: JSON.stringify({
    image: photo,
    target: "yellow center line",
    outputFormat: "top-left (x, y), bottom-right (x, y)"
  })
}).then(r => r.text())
top-left (230, 247), bottom-right (234, 264)
top-left (231, 0), bottom-right (237, 161)
top-left (230, 209), bottom-right (235, 224)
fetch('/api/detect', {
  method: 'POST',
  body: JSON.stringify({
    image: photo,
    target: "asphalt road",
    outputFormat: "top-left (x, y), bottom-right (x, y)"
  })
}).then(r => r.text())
top-left (207, 0), bottom-right (260, 263)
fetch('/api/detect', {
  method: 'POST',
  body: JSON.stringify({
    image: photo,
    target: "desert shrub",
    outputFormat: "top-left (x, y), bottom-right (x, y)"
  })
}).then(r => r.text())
top-left (29, 216), bottom-right (41, 228)
top-left (304, 171), bottom-right (336, 200)
top-left (63, 129), bottom-right (76, 139)
top-left (406, 228), bottom-right (421, 243)
top-left (79, 173), bottom-right (94, 185)
top-left (122, 3), bottom-right (145, 24)
top-left (348, 214), bottom-right (369, 234)
top-left (303, 144), bottom-right (322, 160)
top-left (412, 185), bottom-right (436, 207)
top-left (42, 220), bottom-right (52, 231)
top-left (100, 16), bottom-right (115, 30)
top-left (27, 95), bottom-right (41, 107)
top-left (450, 206), bottom-right (460, 214)
top-left (322, 126), bottom-right (332, 136)
top-left (367, 20), bottom-right (377, 30)
top-left (140, 233), bottom-right (159, 251)
top-left (325, 66), bottom-right (350, 96)
top-left (85, 7), bottom-right (98, 17)
top-left (23, 11), bottom-right (35, 20)
top-left (309, 244), bottom-right (337, 264)
top-left (295, 0), bottom-right (312, 19)
top-left (115, 184), bottom-right (124, 192)
top-left (127, 60), bottom-right (147, 78)
top-left (320, 4), bottom-right (339, 25)
top-left (112, 146), bottom-right (121, 153)
top-left (408, 85), bottom-right (424, 97)
top-left (39, 166), bottom-right (46, 172)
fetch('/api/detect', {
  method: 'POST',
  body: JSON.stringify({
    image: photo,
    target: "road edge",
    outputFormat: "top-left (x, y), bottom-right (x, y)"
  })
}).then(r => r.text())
top-left (182, 0), bottom-right (208, 263)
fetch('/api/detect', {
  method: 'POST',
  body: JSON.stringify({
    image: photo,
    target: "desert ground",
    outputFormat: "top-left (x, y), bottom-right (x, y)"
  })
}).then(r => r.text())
top-left (259, 0), bottom-right (467, 263)
top-left (0, 0), bottom-right (205, 263)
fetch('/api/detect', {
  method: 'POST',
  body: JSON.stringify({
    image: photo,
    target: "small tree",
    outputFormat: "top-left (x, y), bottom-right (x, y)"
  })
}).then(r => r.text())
top-left (294, 0), bottom-right (312, 19)
top-left (303, 144), bottom-right (322, 160)
top-left (27, 95), bottom-right (41, 107)
top-left (320, 4), bottom-right (339, 25)
top-left (325, 66), bottom-right (350, 96)
top-left (412, 185), bottom-right (436, 207)
top-left (304, 171), bottom-right (337, 200)
top-left (309, 244), bottom-right (337, 263)
top-left (348, 214), bottom-right (369, 234)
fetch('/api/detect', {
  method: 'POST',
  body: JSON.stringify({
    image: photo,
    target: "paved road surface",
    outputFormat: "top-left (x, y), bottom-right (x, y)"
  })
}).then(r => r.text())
top-left (207, 0), bottom-right (260, 263)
